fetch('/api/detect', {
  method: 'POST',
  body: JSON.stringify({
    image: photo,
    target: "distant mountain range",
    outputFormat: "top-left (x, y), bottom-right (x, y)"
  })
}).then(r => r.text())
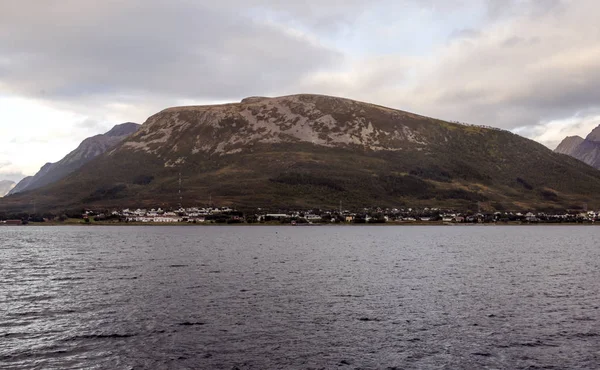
top-left (555, 125), bottom-right (600, 169)
top-left (8, 123), bottom-right (140, 196)
top-left (0, 180), bottom-right (16, 198)
top-left (2, 94), bottom-right (600, 214)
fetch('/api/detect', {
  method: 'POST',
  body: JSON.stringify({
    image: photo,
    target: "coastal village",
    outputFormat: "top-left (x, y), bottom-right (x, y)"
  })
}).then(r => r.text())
top-left (3, 206), bottom-right (598, 225)
top-left (112, 207), bottom-right (600, 224)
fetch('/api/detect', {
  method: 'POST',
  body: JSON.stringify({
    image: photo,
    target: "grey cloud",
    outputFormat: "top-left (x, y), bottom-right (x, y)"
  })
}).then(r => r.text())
top-left (0, 172), bottom-right (27, 183)
top-left (77, 118), bottom-right (102, 130)
top-left (484, 0), bottom-right (564, 20)
top-left (0, 162), bottom-right (27, 182)
top-left (559, 117), bottom-right (598, 135)
top-left (228, 0), bottom-right (369, 31)
top-left (449, 28), bottom-right (481, 40)
top-left (0, 0), bottom-right (499, 106)
top-left (0, 0), bottom-right (343, 103)
top-left (501, 36), bottom-right (540, 48)
top-left (411, 2), bottom-right (600, 133)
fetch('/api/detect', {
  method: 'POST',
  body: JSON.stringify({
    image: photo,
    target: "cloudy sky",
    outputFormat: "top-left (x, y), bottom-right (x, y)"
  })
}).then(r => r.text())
top-left (1, 0), bottom-right (600, 182)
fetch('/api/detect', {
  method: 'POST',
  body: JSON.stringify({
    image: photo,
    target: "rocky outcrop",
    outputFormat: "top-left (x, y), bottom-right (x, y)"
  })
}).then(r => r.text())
top-left (119, 94), bottom-right (430, 161)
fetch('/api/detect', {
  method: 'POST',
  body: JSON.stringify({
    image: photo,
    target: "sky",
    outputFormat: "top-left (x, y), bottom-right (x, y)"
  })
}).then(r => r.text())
top-left (2, 0), bottom-right (600, 182)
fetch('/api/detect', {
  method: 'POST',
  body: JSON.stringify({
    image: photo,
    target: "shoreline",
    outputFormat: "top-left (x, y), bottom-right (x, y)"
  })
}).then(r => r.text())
top-left (2, 221), bottom-right (598, 227)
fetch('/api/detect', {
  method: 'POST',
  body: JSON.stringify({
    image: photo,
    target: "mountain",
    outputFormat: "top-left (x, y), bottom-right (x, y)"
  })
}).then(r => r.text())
top-left (0, 180), bottom-right (16, 198)
top-left (555, 125), bottom-right (600, 170)
top-left (555, 136), bottom-right (585, 154)
top-left (3, 94), bottom-right (600, 214)
top-left (8, 123), bottom-right (140, 196)
top-left (586, 125), bottom-right (600, 142)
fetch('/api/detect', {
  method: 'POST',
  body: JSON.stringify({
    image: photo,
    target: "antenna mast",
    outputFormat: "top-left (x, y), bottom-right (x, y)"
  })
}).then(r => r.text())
top-left (178, 171), bottom-right (182, 210)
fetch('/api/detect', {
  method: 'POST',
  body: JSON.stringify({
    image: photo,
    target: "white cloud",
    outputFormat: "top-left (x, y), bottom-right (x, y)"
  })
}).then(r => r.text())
top-left (0, 97), bottom-right (93, 176)
top-left (295, 0), bottom-right (600, 145)
top-left (515, 114), bottom-right (600, 149)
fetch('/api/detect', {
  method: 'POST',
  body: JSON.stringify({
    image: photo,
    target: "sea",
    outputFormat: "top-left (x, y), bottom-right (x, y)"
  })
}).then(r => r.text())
top-left (0, 225), bottom-right (598, 369)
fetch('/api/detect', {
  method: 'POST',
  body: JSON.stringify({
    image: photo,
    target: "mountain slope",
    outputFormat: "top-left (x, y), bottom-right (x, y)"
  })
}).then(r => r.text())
top-left (586, 125), bottom-right (600, 142)
top-left (0, 180), bottom-right (15, 198)
top-left (8, 123), bottom-right (140, 195)
top-left (555, 125), bottom-right (600, 170)
top-left (555, 136), bottom-right (585, 155)
top-left (3, 94), bottom-right (600, 213)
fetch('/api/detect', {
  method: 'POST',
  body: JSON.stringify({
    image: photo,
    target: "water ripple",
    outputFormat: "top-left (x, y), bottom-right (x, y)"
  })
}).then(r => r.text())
top-left (0, 225), bottom-right (598, 369)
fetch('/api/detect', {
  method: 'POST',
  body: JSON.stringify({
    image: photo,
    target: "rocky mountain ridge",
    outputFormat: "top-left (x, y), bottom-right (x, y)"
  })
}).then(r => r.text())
top-left (119, 95), bottom-right (430, 161)
top-left (8, 122), bottom-right (140, 195)
top-left (555, 124), bottom-right (600, 170)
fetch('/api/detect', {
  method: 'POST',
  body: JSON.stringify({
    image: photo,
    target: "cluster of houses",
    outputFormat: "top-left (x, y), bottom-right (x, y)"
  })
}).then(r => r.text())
top-left (101, 207), bottom-right (239, 223)
top-left (3, 206), bottom-right (598, 225)
top-left (262, 209), bottom-right (600, 224)
top-left (89, 206), bottom-right (600, 224)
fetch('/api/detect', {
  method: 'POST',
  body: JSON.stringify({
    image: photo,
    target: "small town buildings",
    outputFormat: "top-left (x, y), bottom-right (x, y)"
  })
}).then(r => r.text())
top-left (265, 214), bottom-right (289, 219)
top-left (525, 212), bottom-right (538, 222)
top-left (305, 214), bottom-right (322, 222)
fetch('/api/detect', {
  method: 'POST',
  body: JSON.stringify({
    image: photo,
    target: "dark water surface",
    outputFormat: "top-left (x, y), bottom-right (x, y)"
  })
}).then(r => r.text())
top-left (1, 225), bottom-right (598, 369)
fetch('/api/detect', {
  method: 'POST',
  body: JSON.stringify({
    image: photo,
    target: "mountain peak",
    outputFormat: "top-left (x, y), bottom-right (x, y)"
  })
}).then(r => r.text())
top-left (555, 135), bottom-right (584, 154)
top-left (127, 93), bottom-right (432, 159)
top-left (105, 122), bottom-right (140, 137)
top-left (585, 124), bottom-right (600, 142)
top-left (8, 122), bottom-right (141, 195)
top-left (554, 124), bottom-right (600, 170)
top-left (241, 96), bottom-right (271, 104)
